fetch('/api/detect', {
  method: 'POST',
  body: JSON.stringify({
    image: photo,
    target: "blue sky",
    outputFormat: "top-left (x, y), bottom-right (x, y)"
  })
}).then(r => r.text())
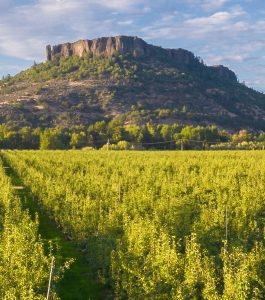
top-left (1, 0), bottom-right (265, 91)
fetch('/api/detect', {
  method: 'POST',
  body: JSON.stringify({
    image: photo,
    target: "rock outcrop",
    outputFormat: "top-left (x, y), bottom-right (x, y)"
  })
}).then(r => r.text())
top-left (209, 65), bottom-right (237, 82)
top-left (46, 35), bottom-right (197, 65)
top-left (46, 35), bottom-right (237, 82)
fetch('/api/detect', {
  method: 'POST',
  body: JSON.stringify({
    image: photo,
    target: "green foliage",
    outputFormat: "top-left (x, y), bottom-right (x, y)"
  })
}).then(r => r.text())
top-left (222, 243), bottom-right (265, 299)
top-left (0, 213), bottom-right (52, 300)
top-left (101, 140), bottom-right (131, 150)
top-left (177, 125), bottom-right (228, 142)
top-left (1, 122), bottom-right (265, 150)
top-left (70, 131), bottom-right (87, 149)
top-left (13, 55), bottom-right (139, 83)
top-left (4, 150), bottom-right (265, 299)
top-left (40, 128), bottom-right (69, 150)
top-left (0, 160), bottom-right (57, 299)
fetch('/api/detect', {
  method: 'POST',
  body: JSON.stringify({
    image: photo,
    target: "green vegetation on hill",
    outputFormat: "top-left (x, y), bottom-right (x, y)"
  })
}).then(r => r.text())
top-left (11, 54), bottom-right (139, 82)
top-left (8, 52), bottom-right (236, 86)
top-left (1, 51), bottom-right (265, 131)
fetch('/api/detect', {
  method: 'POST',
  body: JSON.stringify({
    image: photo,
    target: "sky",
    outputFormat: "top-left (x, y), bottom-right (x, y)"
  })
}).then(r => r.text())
top-left (1, 0), bottom-right (265, 91)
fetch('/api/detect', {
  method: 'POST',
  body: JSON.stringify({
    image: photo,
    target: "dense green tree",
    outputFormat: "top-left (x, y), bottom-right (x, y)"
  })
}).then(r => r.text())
top-left (0, 125), bottom-right (17, 149)
top-left (18, 127), bottom-right (37, 149)
top-left (40, 128), bottom-right (69, 150)
top-left (70, 131), bottom-right (87, 149)
top-left (88, 121), bottom-right (108, 146)
top-left (125, 125), bottom-right (144, 143)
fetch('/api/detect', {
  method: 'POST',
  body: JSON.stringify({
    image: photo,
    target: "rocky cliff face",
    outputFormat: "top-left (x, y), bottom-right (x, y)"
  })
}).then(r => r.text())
top-left (46, 35), bottom-right (197, 65)
top-left (45, 35), bottom-right (237, 83)
top-left (209, 65), bottom-right (238, 82)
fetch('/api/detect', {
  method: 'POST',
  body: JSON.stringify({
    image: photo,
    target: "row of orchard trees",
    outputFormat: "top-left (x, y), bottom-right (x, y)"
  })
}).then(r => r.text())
top-left (1, 121), bottom-right (265, 150)
top-left (5, 150), bottom-right (265, 299)
top-left (0, 159), bottom-right (57, 299)
top-left (112, 222), bottom-right (264, 299)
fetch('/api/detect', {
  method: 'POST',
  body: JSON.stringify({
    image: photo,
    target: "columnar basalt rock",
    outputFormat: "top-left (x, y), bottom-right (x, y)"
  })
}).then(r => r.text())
top-left (45, 35), bottom-right (237, 82)
top-left (45, 35), bottom-right (196, 65)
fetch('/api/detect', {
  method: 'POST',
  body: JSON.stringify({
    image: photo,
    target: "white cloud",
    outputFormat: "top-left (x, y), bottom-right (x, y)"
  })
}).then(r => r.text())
top-left (35, 0), bottom-right (144, 12)
top-left (202, 0), bottom-right (230, 11)
top-left (206, 54), bottom-right (250, 65)
top-left (184, 7), bottom-right (245, 26)
top-left (0, 0), bottom-right (148, 60)
top-left (142, 8), bottom-right (247, 40)
top-left (185, 0), bottom-right (230, 11)
top-left (97, 0), bottom-right (143, 10)
top-left (185, 11), bottom-right (233, 26)
top-left (117, 20), bottom-right (134, 25)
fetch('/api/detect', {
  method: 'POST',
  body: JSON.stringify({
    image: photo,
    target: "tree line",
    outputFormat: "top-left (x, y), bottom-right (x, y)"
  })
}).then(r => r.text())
top-left (0, 121), bottom-right (264, 150)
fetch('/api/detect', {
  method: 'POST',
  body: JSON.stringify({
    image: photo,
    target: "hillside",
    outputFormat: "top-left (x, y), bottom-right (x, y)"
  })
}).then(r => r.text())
top-left (1, 35), bottom-right (265, 131)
